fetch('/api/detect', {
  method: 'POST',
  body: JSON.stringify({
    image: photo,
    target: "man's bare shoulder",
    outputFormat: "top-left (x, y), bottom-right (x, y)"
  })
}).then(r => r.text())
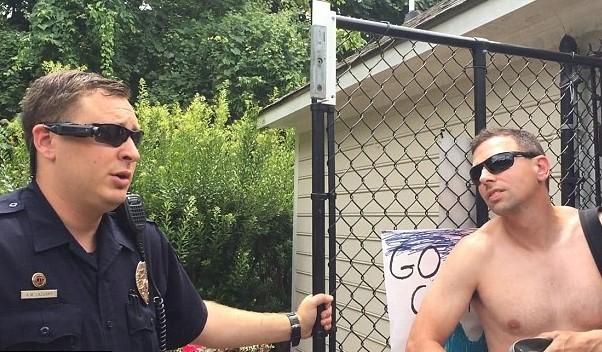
top-left (445, 224), bottom-right (497, 265)
top-left (553, 205), bottom-right (582, 228)
top-left (556, 204), bottom-right (602, 231)
top-left (461, 221), bottom-right (499, 248)
top-left (554, 205), bottom-right (579, 216)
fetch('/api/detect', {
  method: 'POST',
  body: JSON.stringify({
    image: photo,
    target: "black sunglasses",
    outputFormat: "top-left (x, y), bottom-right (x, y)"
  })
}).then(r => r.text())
top-left (470, 151), bottom-right (540, 185)
top-left (44, 122), bottom-right (143, 147)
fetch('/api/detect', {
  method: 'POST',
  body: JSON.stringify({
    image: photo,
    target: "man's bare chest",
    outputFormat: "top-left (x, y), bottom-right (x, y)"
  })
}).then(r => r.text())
top-left (475, 248), bottom-right (602, 336)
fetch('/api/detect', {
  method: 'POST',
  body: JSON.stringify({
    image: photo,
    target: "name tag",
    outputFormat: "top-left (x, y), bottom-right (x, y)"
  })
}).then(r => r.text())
top-left (21, 289), bottom-right (58, 299)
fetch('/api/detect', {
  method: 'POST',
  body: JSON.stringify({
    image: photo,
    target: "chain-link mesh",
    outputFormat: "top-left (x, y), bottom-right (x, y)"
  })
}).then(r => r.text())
top-left (323, 26), bottom-right (602, 352)
top-left (486, 51), bottom-right (600, 207)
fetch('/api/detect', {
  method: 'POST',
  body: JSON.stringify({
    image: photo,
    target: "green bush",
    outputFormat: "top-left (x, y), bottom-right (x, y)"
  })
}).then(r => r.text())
top-left (0, 118), bottom-right (30, 192)
top-left (0, 91), bottom-right (295, 312)
top-left (134, 90), bottom-right (294, 311)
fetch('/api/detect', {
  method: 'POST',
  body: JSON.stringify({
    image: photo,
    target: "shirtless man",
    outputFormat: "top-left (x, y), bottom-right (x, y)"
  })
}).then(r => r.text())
top-left (406, 128), bottom-right (602, 352)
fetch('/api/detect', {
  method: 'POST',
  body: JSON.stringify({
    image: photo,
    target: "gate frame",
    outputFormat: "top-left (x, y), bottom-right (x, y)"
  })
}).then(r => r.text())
top-left (310, 2), bottom-right (602, 351)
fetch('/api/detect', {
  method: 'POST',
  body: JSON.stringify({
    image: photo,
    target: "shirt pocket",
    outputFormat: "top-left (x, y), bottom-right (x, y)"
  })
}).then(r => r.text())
top-left (126, 298), bottom-right (159, 351)
top-left (0, 303), bottom-right (82, 351)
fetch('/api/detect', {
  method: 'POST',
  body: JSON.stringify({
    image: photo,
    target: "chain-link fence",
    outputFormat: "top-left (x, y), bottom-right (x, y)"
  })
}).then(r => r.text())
top-left (311, 15), bottom-right (602, 352)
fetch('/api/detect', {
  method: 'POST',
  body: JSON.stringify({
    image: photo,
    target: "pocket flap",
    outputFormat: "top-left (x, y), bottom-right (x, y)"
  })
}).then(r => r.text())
top-left (126, 301), bottom-right (155, 334)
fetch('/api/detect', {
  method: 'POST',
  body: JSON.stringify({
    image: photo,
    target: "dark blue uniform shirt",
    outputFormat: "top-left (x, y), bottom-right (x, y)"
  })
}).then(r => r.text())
top-left (0, 183), bottom-right (207, 351)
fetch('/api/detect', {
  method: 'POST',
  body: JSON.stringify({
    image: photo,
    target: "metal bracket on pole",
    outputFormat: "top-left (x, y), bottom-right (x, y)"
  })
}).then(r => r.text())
top-left (311, 0), bottom-right (336, 105)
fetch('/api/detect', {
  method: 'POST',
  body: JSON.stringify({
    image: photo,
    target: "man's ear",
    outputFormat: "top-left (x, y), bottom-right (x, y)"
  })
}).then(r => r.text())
top-left (535, 155), bottom-right (551, 182)
top-left (31, 124), bottom-right (56, 161)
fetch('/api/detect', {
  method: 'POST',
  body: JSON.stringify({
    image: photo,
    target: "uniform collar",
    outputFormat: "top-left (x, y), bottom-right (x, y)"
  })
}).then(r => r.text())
top-left (97, 215), bottom-right (138, 274)
top-left (24, 182), bottom-right (72, 252)
top-left (103, 214), bottom-right (137, 253)
top-left (24, 182), bottom-right (137, 254)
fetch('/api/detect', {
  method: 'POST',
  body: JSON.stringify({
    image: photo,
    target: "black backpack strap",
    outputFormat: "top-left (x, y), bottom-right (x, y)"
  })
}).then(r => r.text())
top-left (579, 207), bottom-right (602, 276)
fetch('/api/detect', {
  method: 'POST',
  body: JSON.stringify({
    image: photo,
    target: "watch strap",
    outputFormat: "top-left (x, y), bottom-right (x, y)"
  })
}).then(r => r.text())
top-left (286, 312), bottom-right (301, 347)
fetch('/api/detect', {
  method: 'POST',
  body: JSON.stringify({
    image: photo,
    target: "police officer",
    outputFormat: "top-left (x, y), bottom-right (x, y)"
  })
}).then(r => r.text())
top-left (0, 70), bottom-right (333, 351)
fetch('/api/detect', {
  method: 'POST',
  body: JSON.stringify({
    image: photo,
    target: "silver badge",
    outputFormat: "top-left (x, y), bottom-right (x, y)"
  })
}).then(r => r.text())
top-left (135, 261), bottom-right (149, 304)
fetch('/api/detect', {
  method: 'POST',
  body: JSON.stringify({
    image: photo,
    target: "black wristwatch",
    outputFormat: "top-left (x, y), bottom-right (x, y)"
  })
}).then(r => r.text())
top-left (286, 312), bottom-right (301, 347)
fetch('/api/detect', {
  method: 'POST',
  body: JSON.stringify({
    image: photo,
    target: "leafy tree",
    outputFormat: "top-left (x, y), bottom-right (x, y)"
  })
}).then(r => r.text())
top-left (0, 0), bottom-right (35, 30)
top-left (332, 0), bottom-right (408, 24)
top-left (0, 26), bottom-right (27, 119)
top-left (0, 0), bottom-right (138, 117)
top-left (147, 2), bottom-right (308, 118)
top-left (0, 0), bottom-right (445, 121)
top-left (415, 0), bottom-right (443, 11)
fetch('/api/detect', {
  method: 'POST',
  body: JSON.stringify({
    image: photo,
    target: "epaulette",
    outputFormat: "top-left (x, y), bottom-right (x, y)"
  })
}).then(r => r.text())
top-left (0, 191), bottom-right (24, 215)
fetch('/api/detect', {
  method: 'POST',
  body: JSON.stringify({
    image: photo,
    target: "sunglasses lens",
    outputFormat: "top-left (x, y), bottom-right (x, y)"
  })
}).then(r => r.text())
top-left (95, 124), bottom-right (142, 147)
top-left (95, 125), bottom-right (128, 147)
top-left (470, 165), bottom-right (483, 184)
top-left (487, 153), bottom-right (514, 173)
top-left (131, 131), bottom-right (143, 146)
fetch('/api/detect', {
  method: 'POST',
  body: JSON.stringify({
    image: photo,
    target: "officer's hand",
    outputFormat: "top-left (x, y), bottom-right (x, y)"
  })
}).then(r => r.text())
top-left (295, 293), bottom-right (333, 338)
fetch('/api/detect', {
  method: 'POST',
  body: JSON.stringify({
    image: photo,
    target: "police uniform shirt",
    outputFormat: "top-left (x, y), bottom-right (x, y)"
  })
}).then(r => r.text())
top-left (0, 182), bottom-right (208, 351)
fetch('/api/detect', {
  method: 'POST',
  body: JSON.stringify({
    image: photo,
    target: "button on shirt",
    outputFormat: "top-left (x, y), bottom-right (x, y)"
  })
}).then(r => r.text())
top-left (0, 183), bottom-right (207, 351)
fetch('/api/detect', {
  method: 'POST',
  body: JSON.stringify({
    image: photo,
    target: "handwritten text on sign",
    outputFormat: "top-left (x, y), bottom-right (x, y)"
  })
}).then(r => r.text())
top-left (381, 228), bottom-right (486, 352)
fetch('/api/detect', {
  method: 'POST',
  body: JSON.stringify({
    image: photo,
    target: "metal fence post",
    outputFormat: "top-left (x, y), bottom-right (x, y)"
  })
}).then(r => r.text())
top-left (559, 35), bottom-right (578, 206)
top-left (311, 99), bottom-right (327, 352)
top-left (326, 105), bottom-right (337, 352)
top-left (472, 42), bottom-right (488, 226)
top-left (592, 67), bottom-right (602, 205)
top-left (310, 2), bottom-right (336, 351)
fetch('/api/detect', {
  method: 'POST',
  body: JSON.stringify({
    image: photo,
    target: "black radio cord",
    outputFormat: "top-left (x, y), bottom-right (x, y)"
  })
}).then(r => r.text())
top-left (119, 194), bottom-right (168, 352)
top-left (138, 230), bottom-right (168, 352)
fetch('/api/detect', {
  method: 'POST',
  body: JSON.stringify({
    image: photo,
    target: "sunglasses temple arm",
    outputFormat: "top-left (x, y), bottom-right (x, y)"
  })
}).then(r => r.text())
top-left (49, 124), bottom-right (97, 138)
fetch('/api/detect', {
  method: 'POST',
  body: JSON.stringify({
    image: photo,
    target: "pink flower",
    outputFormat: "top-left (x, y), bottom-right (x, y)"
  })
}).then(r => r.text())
top-left (182, 344), bottom-right (203, 352)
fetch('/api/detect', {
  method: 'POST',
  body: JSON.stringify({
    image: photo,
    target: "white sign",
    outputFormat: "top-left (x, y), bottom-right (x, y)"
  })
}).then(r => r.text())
top-left (381, 228), bottom-right (487, 351)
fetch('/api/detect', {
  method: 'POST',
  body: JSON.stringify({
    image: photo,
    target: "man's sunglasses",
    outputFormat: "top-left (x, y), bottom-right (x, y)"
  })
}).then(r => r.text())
top-left (44, 122), bottom-right (143, 147)
top-left (470, 151), bottom-right (540, 185)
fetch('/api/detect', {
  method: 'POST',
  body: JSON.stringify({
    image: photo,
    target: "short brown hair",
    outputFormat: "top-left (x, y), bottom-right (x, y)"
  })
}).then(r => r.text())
top-left (470, 128), bottom-right (545, 155)
top-left (20, 70), bottom-right (130, 174)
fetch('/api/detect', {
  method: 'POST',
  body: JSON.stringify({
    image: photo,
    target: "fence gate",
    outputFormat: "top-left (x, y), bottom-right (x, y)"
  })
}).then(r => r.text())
top-left (309, 3), bottom-right (602, 352)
